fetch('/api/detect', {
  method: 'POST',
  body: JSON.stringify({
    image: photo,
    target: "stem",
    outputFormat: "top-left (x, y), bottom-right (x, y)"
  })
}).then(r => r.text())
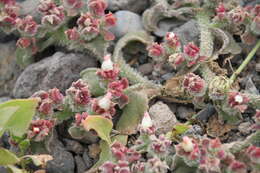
top-left (229, 40), bottom-right (260, 85)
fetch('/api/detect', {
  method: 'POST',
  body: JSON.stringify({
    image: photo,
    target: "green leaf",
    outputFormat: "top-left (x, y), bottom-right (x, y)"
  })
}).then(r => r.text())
top-left (15, 48), bottom-right (33, 67)
top-left (53, 106), bottom-right (73, 121)
top-left (6, 165), bottom-right (26, 173)
top-left (80, 68), bottom-right (106, 97)
top-left (0, 99), bottom-right (38, 137)
top-left (0, 148), bottom-right (20, 165)
top-left (82, 116), bottom-right (113, 144)
top-left (116, 91), bottom-right (148, 135)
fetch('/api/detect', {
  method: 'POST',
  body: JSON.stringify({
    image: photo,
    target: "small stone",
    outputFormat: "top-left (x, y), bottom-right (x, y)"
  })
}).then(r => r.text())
top-left (110, 11), bottom-right (144, 38)
top-left (137, 63), bottom-right (153, 75)
top-left (83, 149), bottom-right (94, 170)
top-left (75, 155), bottom-right (87, 173)
top-left (183, 125), bottom-right (203, 137)
top-left (238, 122), bottom-right (252, 135)
top-left (64, 139), bottom-right (84, 154)
top-left (13, 52), bottom-right (98, 98)
top-left (162, 73), bottom-right (175, 81)
top-left (0, 41), bottom-right (22, 97)
top-left (195, 104), bottom-right (216, 123)
top-left (154, 18), bottom-right (185, 37)
top-left (0, 167), bottom-right (8, 173)
top-left (149, 101), bottom-right (178, 134)
top-left (173, 20), bottom-right (200, 45)
top-left (255, 63), bottom-right (260, 72)
top-left (176, 106), bottom-right (194, 120)
top-left (108, 0), bottom-right (150, 14)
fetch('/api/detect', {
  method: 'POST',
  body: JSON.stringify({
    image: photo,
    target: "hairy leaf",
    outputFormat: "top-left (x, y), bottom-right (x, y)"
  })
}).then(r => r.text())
top-left (0, 148), bottom-right (20, 166)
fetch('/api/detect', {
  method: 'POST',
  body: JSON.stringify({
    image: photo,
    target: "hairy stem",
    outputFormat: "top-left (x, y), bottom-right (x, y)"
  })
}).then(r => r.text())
top-left (229, 40), bottom-right (260, 85)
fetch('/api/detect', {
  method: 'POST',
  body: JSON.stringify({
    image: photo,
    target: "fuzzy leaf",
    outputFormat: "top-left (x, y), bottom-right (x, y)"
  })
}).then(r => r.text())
top-left (116, 91), bottom-right (148, 135)
top-left (80, 68), bottom-right (106, 97)
top-left (15, 48), bottom-right (33, 67)
top-left (53, 106), bottom-right (73, 121)
top-left (0, 99), bottom-right (38, 137)
top-left (0, 148), bottom-right (20, 166)
top-left (82, 116), bottom-right (113, 144)
top-left (6, 165), bottom-right (25, 173)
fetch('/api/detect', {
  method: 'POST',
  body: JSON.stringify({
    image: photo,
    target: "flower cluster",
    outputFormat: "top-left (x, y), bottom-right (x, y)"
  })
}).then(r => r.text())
top-left (227, 91), bottom-right (250, 113)
top-left (147, 32), bottom-right (205, 69)
top-left (252, 110), bottom-right (260, 130)
top-left (183, 73), bottom-right (207, 97)
top-left (38, 0), bottom-right (65, 29)
top-left (75, 112), bottom-right (88, 126)
top-left (0, 3), bottom-right (19, 33)
top-left (175, 136), bottom-right (249, 173)
top-left (62, 0), bottom-right (84, 16)
top-left (27, 119), bottom-right (55, 141)
top-left (97, 55), bottom-right (120, 81)
top-left (100, 142), bottom-right (141, 173)
top-left (31, 88), bottom-right (64, 115)
top-left (65, 0), bottom-right (116, 41)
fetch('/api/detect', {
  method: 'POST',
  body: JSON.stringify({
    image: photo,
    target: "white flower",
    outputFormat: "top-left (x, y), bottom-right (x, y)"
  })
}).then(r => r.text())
top-left (98, 93), bottom-right (112, 110)
top-left (101, 55), bottom-right (114, 71)
top-left (141, 112), bottom-right (153, 129)
top-left (181, 136), bottom-right (194, 152)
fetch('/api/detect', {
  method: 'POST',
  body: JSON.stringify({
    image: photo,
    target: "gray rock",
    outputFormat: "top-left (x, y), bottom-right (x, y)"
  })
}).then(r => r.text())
top-left (0, 41), bottom-right (22, 97)
top-left (13, 52), bottom-right (98, 98)
top-left (154, 18), bottom-right (185, 37)
top-left (0, 97), bottom-right (10, 104)
top-left (46, 150), bottom-right (75, 173)
top-left (0, 167), bottom-right (8, 173)
top-left (183, 125), bottom-right (203, 137)
top-left (83, 149), bottom-right (94, 170)
top-left (138, 63), bottom-right (153, 75)
top-left (75, 155), bottom-right (87, 173)
top-left (108, 0), bottom-right (150, 14)
top-left (64, 139), bottom-right (84, 154)
top-left (238, 122), bottom-right (252, 135)
top-left (18, 0), bottom-right (41, 20)
top-left (110, 11), bottom-right (144, 38)
top-left (149, 101), bottom-right (178, 134)
top-left (256, 63), bottom-right (260, 72)
top-left (173, 20), bottom-right (200, 45)
top-left (176, 106), bottom-right (194, 120)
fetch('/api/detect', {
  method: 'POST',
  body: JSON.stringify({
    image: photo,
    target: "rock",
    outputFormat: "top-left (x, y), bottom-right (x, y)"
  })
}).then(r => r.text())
top-left (0, 30), bottom-right (16, 43)
top-left (183, 125), bottom-right (203, 137)
top-left (18, 0), bottom-right (41, 20)
top-left (0, 41), bottom-right (22, 97)
top-left (137, 63), bottom-right (153, 75)
top-left (256, 63), bottom-right (260, 72)
top-left (46, 130), bottom-right (75, 173)
top-left (110, 11), bottom-right (144, 38)
top-left (75, 155), bottom-right (87, 173)
top-left (64, 139), bottom-right (84, 154)
top-left (46, 150), bottom-right (75, 173)
top-left (0, 97), bottom-right (10, 104)
top-left (238, 122), bottom-right (252, 135)
top-left (149, 101), bottom-right (178, 134)
top-left (195, 104), bottom-right (216, 123)
top-left (108, 0), bottom-right (150, 14)
top-left (0, 167), bottom-right (8, 173)
top-left (13, 52), bottom-right (98, 98)
top-left (173, 20), bottom-right (200, 45)
top-left (154, 18), bottom-right (185, 37)
top-left (83, 149), bottom-right (94, 170)
top-left (176, 106), bottom-right (194, 120)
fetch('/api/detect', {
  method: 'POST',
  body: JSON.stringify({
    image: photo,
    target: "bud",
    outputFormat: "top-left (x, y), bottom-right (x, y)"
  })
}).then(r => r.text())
top-left (0, 5), bottom-right (19, 33)
top-left (183, 73), bottom-right (207, 97)
top-left (16, 15), bottom-right (38, 36)
top-left (108, 78), bottom-right (129, 98)
top-left (246, 145), bottom-right (260, 164)
top-left (75, 112), bottom-right (88, 126)
top-left (228, 7), bottom-right (247, 25)
top-left (141, 112), bottom-right (153, 130)
top-left (228, 91), bottom-right (249, 113)
top-left (97, 55), bottom-right (119, 81)
top-left (98, 92), bottom-right (112, 110)
top-left (184, 42), bottom-right (200, 59)
top-left (49, 88), bottom-right (64, 104)
top-left (229, 161), bottom-right (247, 173)
top-left (104, 12), bottom-right (117, 27)
top-left (101, 54), bottom-right (113, 70)
top-left (65, 27), bottom-right (80, 41)
top-left (168, 53), bottom-right (185, 68)
top-left (38, 98), bottom-right (53, 115)
top-left (87, 0), bottom-right (107, 17)
top-left (147, 43), bottom-right (164, 58)
top-left (216, 3), bottom-right (226, 19)
top-left (27, 119), bottom-right (54, 141)
top-left (165, 32), bottom-right (180, 49)
top-left (16, 37), bottom-right (31, 49)
top-left (181, 136), bottom-right (194, 152)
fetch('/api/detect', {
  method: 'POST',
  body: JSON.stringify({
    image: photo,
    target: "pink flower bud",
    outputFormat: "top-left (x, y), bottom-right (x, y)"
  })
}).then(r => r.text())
top-left (49, 88), bottom-right (63, 104)
top-left (65, 27), bottom-right (80, 41)
top-left (216, 3), bottom-right (226, 19)
top-left (246, 145), bottom-right (260, 164)
top-left (62, 0), bottom-right (83, 16)
top-left (183, 73), bottom-right (207, 96)
top-left (16, 37), bottom-right (31, 49)
top-left (87, 0), bottom-right (107, 17)
top-left (108, 78), bottom-right (128, 97)
top-left (77, 12), bottom-right (100, 38)
top-left (38, 0), bottom-right (56, 14)
top-left (165, 32), bottom-right (180, 49)
top-left (229, 161), bottom-right (247, 173)
top-left (228, 7), bottom-right (247, 24)
top-left (181, 136), bottom-right (194, 152)
top-left (97, 55), bottom-right (120, 81)
top-left (75, 112), bottom-right (88, 126)
top-left (0, 5), bottom-right (19, 32)
top-left (147, 43), bottom-right (164, 58)
top-left (184, 42), bottom-right (200, 59)
top-left (228, 92), bottom-right (249, 113)
top-left (104, 12), bottom-right (117, 27)
top-left (100, 161), bottom-right (116, 173)
top-left (16, 15), bottom-right (38, 36)
top-left (27, 119), bottom-right (54, 141)
top-left (141, 112), bottom-right (153, 130)
top-left (38, 99), bottom-right (53, 115)
top-left (0, 0), bottom-right (15, 5)
top-left (210, 138), bottom-right (221, 148)
top-left (168, 53), bottom-right (185, 68)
